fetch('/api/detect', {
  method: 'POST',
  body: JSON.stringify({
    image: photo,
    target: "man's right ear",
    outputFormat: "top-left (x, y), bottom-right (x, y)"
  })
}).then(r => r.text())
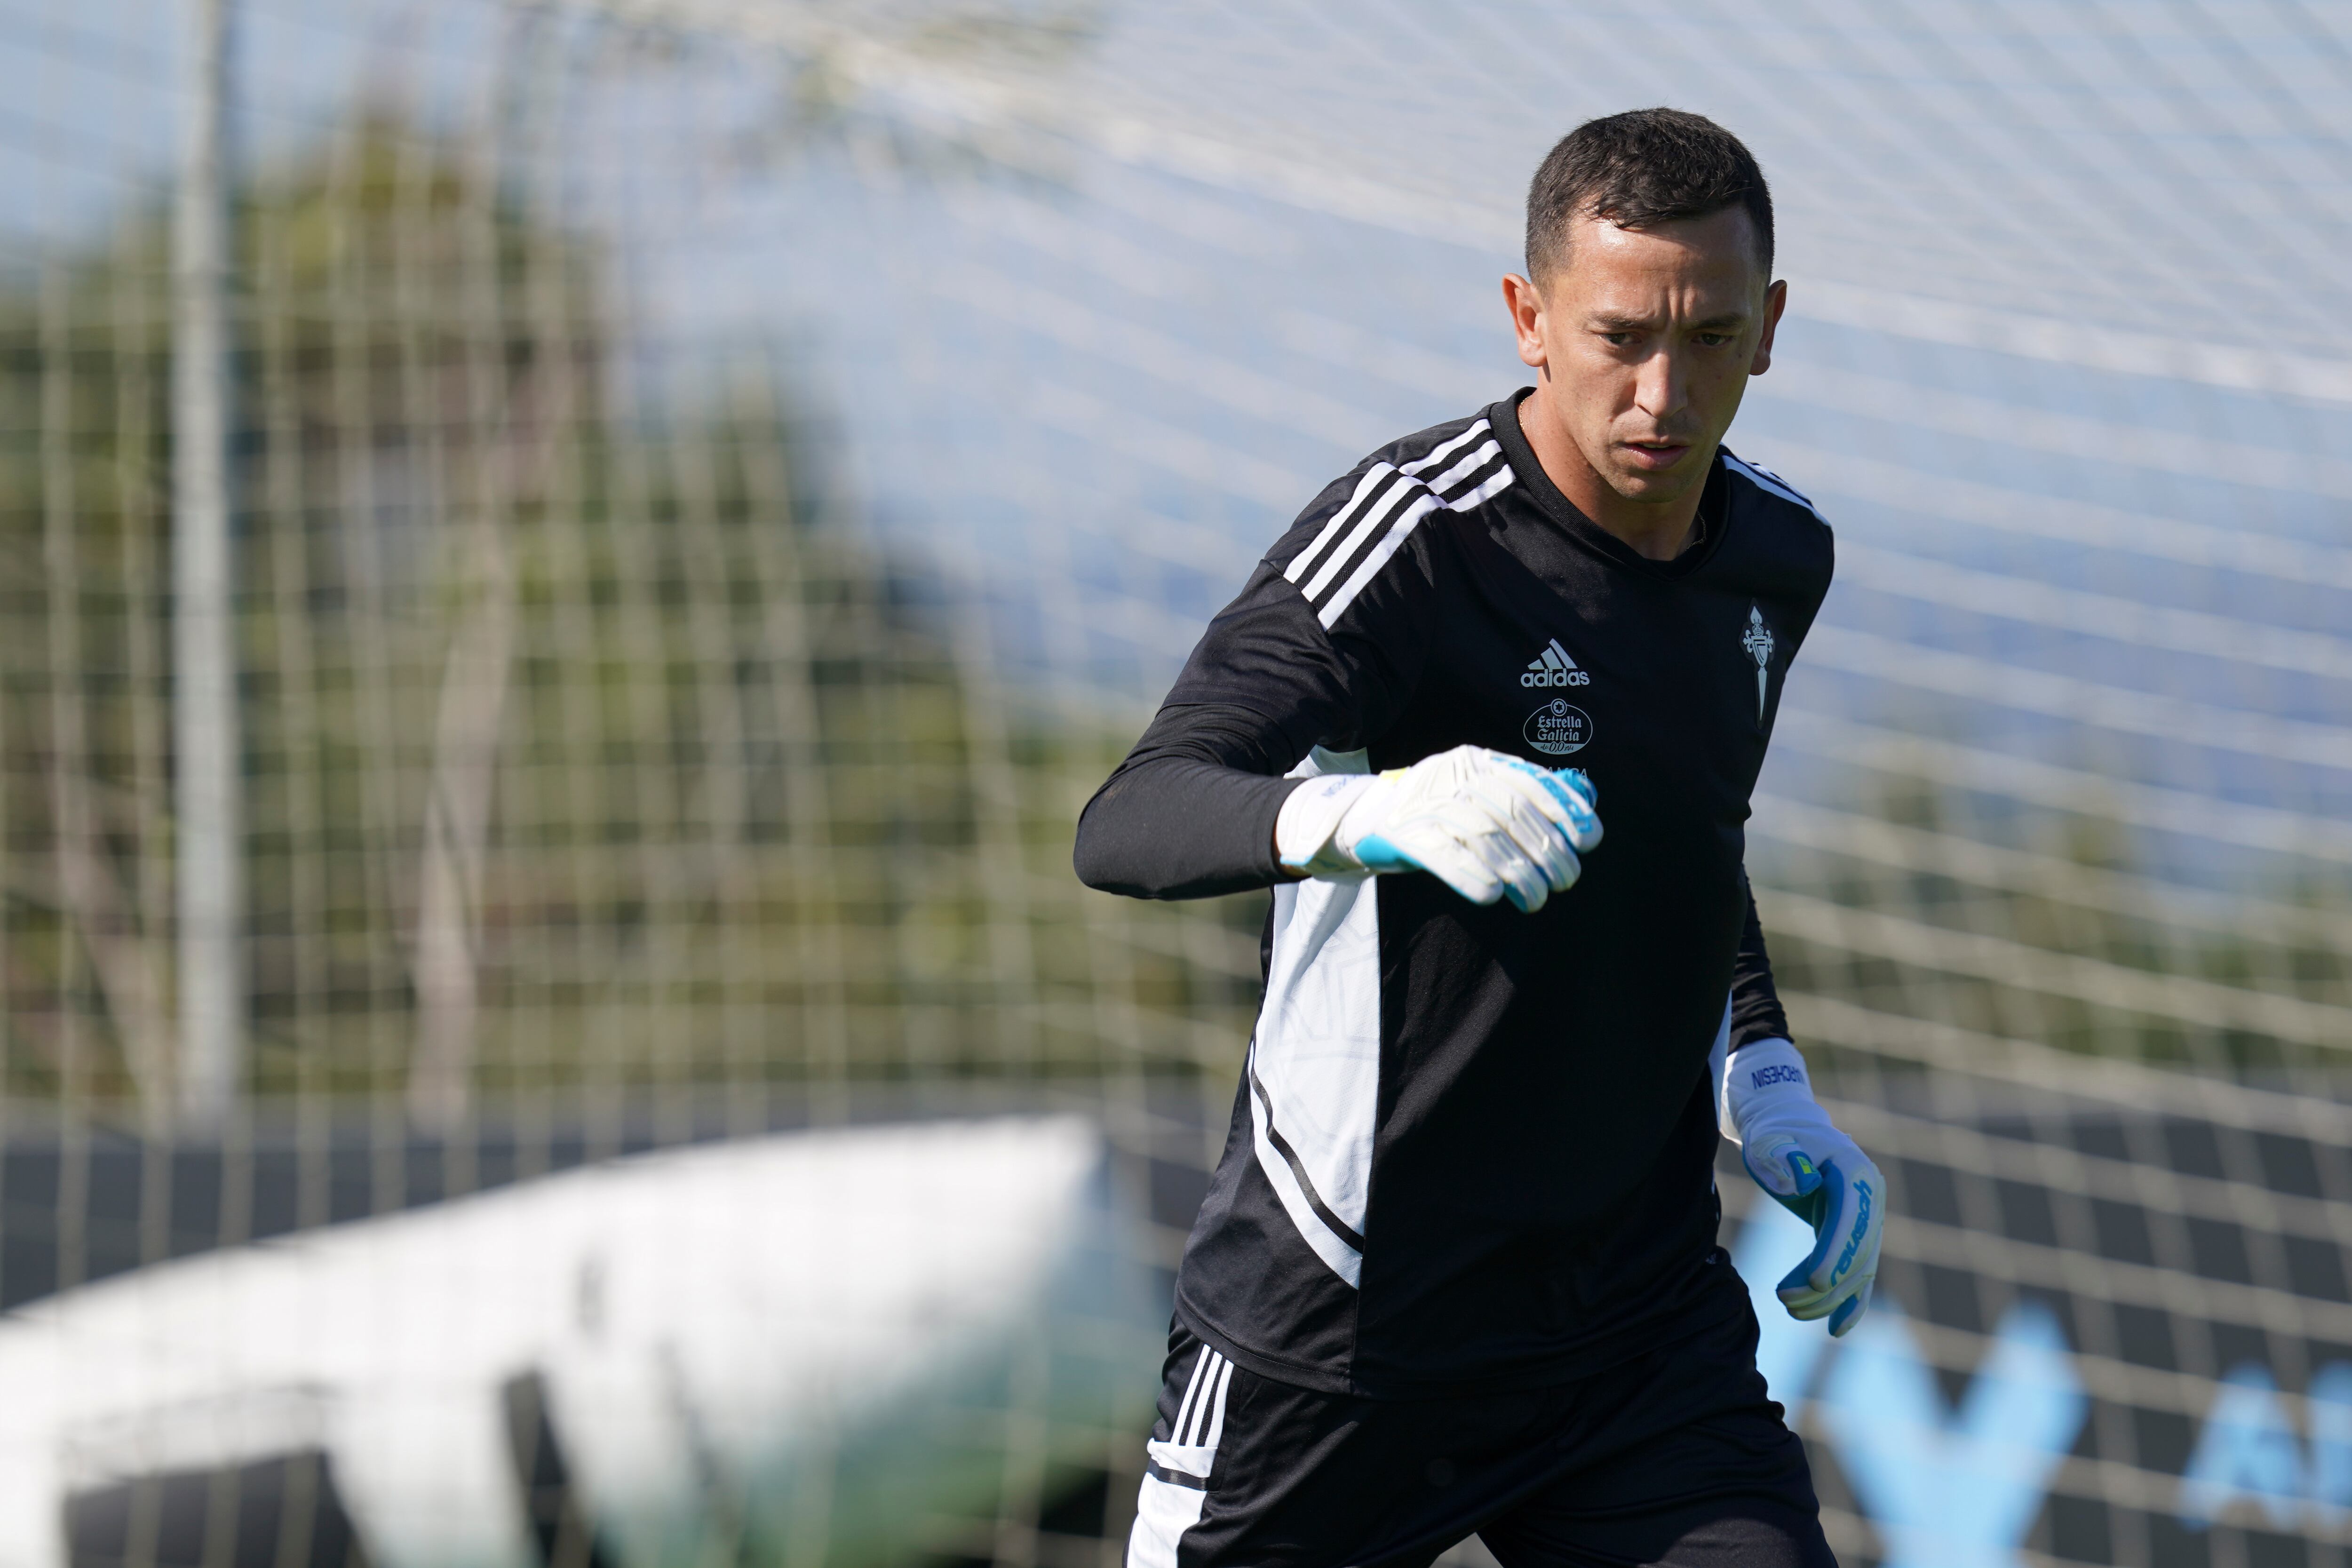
top-left (1501, 273), bottom-right (1547, 371)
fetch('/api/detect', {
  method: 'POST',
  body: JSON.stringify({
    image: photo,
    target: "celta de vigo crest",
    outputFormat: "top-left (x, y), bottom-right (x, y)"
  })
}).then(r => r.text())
top-left (1742, 605), bottom-right (1775, 721)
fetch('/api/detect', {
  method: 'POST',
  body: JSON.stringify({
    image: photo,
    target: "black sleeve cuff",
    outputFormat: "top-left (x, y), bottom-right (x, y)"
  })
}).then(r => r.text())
top-left (1728, 870), bottom-right (1794, 1051)
top-left (1073, 702), bottom-right (1312, 900)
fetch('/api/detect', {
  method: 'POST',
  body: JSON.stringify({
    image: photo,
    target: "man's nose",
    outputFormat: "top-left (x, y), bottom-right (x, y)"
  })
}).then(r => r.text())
top-left (1634, 348), bottom-right (1688, 422)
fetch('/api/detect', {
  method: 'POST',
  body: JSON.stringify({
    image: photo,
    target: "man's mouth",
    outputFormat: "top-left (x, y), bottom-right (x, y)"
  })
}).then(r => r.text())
top-left (1619, 440), bottom-right (1690, 472)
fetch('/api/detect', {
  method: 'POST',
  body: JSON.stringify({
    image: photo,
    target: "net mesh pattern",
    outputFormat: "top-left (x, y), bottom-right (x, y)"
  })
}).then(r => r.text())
top-left (0, 2), bottom-right (2346, 1565)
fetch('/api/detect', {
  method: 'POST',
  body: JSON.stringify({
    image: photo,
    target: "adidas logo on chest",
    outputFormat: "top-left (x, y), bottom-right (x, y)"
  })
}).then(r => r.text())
top-left (1521, 638), bottom-right (1590, 688)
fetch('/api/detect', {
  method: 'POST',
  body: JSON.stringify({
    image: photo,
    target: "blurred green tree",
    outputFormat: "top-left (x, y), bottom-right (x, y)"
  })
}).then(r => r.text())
top-left (0, 112), bottom-right (1260, 1126)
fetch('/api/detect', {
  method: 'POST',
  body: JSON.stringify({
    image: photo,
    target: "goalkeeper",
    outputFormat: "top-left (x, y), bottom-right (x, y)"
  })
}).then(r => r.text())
top-left (1077, 109), bottom-right (1879, 1568)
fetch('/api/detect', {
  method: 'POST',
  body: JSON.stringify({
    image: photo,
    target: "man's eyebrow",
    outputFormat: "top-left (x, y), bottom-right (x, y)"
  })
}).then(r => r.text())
top-left (1583, 310), bottom-right (1752, 330)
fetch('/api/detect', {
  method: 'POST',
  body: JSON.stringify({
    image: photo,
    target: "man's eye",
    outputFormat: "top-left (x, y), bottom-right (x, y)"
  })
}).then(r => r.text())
top-left (1696, 333), bottom-right (1734, 347)
top-left (1601, 332), bottom-right (1637, 347)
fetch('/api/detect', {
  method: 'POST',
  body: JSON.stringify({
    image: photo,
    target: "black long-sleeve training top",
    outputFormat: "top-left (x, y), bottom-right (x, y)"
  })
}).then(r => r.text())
top-left (1077, 390), bottom-right (1833, 1397)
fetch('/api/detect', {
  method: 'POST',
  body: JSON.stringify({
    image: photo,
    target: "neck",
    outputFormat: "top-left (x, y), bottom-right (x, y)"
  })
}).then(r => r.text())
top-left (1516, 385), bottom-right (1707, 562)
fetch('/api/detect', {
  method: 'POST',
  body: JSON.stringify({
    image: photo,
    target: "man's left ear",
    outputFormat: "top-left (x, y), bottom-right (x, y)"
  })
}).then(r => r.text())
top-left (1750, 279), bottom-right (1788, 376)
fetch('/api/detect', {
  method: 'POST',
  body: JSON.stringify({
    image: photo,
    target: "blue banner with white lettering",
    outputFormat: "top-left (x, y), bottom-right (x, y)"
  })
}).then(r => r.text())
top-left (1733, 1076), bottom-right (2352, 1565)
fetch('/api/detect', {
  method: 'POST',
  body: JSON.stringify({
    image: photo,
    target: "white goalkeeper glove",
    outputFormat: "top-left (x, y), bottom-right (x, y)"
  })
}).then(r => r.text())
top-left (1713, 1033), bottom-right (1883, 1338)
top-left (1274, 745), bottom-right (1601, 914)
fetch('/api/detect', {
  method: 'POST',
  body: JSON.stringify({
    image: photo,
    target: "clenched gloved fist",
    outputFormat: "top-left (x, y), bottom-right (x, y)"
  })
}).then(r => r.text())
top-left (1274, 744), bottom-right (1601, 914)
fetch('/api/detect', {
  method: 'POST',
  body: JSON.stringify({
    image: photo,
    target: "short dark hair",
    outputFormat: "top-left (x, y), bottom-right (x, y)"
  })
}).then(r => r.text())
top-left (1524, 108), bottom-right (1773, 284)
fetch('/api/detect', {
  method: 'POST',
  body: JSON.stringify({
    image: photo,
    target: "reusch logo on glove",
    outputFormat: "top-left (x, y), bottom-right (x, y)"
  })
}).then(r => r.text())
top-left (1834, 1179), bottom-right (1874, 1279)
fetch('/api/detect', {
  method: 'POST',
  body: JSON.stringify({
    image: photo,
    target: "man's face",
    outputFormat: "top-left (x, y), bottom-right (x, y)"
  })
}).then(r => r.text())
top-left (1510, 207), bottom-right (1784, 515)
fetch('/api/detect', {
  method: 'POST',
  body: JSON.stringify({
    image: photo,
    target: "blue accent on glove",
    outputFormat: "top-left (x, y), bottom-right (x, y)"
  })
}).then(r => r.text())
top-left (1350, 828), bottom-right (1545, 912)
top-left (1741, 1145), bottom-right (1820, 1216)
top-left (1346, 831), bottom-right (1414, 874)
top-left (1775, 1156), bottom-right (1844, 1296)
top-left (1497, 759), bottom-right (1600, 850)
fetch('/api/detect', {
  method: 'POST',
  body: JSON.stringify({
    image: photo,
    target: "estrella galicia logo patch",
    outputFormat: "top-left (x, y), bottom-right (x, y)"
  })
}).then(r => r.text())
top-left (1524, 698), bottom-right (1591, 756)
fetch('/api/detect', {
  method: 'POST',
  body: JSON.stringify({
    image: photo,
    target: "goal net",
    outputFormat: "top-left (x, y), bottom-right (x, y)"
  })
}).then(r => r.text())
top-left (0, 3), bottom-right (2346, 1566)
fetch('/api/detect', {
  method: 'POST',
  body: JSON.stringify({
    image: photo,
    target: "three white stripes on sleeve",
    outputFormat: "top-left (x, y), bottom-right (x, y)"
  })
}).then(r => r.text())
top-left (1281, 421), bottom-right (1515, 629)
